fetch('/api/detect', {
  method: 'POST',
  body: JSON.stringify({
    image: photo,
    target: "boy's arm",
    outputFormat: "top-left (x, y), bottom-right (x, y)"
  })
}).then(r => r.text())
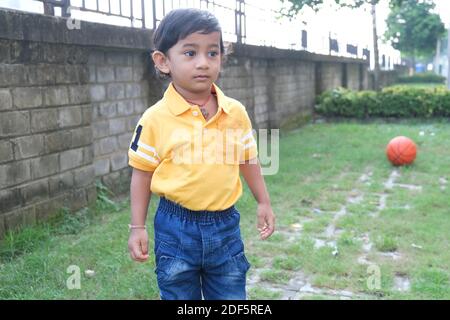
top-left (239, 159), bottom-right (275, 240)
top-left (128, 168), bottom-right (153, 262)
top-left (130, 168), bottom-right (153, 225)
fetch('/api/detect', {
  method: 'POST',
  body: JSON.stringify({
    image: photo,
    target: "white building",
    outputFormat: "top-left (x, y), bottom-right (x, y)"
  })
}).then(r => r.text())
top-left (435, 36), bottom-right (448, 79)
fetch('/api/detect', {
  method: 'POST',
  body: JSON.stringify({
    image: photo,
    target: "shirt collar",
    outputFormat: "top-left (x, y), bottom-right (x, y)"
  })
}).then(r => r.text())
top-left (165, 82), bottom-right (231, 116)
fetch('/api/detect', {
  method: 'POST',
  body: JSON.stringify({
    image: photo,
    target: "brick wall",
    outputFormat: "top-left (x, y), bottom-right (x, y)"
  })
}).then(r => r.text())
top-left (88, 49), bottom-right (157, 195)
top-left (0, 9), bottom-right (152, 236)
top-left (0, 8), bottom-right (401, 238)
top-left (0, 39), bottom-right (95, 234)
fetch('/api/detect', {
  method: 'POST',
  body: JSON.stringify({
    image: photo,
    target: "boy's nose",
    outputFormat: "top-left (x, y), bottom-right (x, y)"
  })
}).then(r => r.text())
top-left (195, 55), bottom-right (209, 69)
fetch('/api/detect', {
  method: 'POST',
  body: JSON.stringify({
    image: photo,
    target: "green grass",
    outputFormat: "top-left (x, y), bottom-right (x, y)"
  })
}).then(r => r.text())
top-left (243, 120), bottom-right (450, 299)
top-left (248, 287), bottom-right (282, 300)
top-left (0, 183), bottom-right (160, 299)
top-left (374, 235), bottom-right (398, 252)
top-left (1, 121), bottom-right (450, 299)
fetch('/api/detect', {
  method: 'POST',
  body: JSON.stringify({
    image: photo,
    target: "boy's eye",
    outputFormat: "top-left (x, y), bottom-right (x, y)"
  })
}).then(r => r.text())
top-left (184, 51), bottom-right (196, 57)
top-left (208, 51), bottom-right (219, 57)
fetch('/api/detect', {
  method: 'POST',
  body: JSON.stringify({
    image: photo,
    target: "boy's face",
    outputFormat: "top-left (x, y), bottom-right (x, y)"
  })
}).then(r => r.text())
top-left (156, 31), bottom-right (222, 95)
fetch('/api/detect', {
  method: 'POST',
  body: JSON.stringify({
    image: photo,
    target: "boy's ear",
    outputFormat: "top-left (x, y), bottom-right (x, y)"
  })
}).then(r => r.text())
top-left (152, 51), bottom-right (170, 75)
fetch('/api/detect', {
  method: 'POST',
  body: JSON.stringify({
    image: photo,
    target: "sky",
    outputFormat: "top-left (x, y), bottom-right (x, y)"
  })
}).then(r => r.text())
top-left (1, 0), bottom-right (449, 68)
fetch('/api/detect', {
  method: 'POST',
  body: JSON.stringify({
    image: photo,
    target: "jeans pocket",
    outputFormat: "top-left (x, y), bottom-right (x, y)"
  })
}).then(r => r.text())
top-left (155, 239), bottom-right (178, 258)
top-left (232, 251), bottom-right (251, 275)
top-left (156, 255), bottom-right (177, 282)
top-left (154, 239), bottom-right (179, 273)
top-left (155, 244), bottom-right (192, 285)
top-left (224, 226), bottom-right (244, 257)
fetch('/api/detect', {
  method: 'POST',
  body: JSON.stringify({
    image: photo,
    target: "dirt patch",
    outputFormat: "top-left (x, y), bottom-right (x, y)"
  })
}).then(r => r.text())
top-left (440, 177), bottom-right (448, 190)
top-left (394, 274), bottom-right (411, 292)
top-left (378, 251), bottom-right (402, 260)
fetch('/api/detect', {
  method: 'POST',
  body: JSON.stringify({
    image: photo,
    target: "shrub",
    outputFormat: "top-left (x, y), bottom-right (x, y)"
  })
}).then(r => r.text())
top-left (397, 73), bottom-right (446, 84)
top-left (315, 86), bottom-right (450, 118)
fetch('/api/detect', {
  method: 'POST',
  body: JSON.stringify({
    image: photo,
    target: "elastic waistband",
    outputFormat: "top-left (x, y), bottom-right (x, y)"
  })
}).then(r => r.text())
top-left (157, 197), bottom-right (237, 222)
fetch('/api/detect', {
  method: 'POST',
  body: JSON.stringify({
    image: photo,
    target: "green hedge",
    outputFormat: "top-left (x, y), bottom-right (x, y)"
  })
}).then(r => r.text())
top-left (315, 86), bottom-right (450, 118)
top-left (397, 73), bottom-right (446, 84)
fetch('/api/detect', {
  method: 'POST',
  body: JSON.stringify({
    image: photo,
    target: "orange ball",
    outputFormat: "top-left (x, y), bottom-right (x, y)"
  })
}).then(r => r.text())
top-left (386, 136), bottom-right (417, 166)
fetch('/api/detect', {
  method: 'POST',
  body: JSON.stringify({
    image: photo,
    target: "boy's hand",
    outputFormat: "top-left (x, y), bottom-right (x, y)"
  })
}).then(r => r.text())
top-left (128, 229), bottom-right (149, 262)
top-left (257, 203), bottom-right (275, 240)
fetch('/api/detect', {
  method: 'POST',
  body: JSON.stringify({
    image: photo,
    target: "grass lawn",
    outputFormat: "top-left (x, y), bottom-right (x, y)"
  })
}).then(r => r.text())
top-left (1, 120), bottom-right (450, 300)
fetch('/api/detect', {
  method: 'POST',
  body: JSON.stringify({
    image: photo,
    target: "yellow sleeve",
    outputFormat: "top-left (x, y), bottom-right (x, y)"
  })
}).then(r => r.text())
top-left (239, 107), bottom-right (258, 163)
top-left (128, 114), bottom-right (160, 172)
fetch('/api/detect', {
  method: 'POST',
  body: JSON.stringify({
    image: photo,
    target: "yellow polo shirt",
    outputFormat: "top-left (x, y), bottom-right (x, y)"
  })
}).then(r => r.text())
top-left (128, 82), bottom-right (258, 211)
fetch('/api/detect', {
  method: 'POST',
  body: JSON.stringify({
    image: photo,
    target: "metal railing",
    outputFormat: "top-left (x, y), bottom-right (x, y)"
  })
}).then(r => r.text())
top-left (37, 0), bottom-right (70, 16)
top-left (34, 1), bottom-right (306, 52)
top-left (36, 0), bottom-right (246, 43)
top-left (1, 0), bottom-right (401, 68)
top-left (150, 0), bottom-right (245, 44)
top-left (34, 0), bottom-right (361, 54)
top-left (37, 0), bottom-right (146, 28)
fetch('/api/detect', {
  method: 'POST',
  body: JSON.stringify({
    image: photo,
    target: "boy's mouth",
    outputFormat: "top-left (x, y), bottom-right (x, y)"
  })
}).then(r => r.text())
top-left (193, 75), bottom-right (210, 80)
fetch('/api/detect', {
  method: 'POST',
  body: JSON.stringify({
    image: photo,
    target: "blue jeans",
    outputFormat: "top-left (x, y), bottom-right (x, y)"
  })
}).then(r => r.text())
top-left (153, 197), bottom-right (251, 300)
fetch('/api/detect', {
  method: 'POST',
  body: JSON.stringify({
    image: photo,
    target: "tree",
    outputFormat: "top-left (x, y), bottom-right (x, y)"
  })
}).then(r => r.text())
top-left (281, 0), bottom-right (405, 91)
top-left (384, 0), bottom-right (446, 74)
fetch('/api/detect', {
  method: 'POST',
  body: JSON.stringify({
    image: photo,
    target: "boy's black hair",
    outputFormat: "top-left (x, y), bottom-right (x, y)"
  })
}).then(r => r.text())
top-left (153, 8), bottom-right (225, 55)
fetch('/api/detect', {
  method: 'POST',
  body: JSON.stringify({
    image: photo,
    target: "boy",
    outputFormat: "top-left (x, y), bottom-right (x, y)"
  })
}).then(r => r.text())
top-left (127, 8), bottom-right (275, 300)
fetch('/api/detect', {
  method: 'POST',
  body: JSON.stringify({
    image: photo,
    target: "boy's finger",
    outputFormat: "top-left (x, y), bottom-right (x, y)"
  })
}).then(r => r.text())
top-left (257, 215), bottom-right (265, 231)
top-left (257, 215), bottom-right (270, 229)
top-left (136, 255), bottom-right (149, 262)
top-left (141, 240), bottom-right (148, 255)
top-left (260, 224), bottom-right (275, 240)
top-left (132, 248), bottom-right (140, 260)
top-left (267, 216), bottom-right (275, 232)
top-left (136, 253), bottom-right (148, 261)
top-left (136, 247), bottom-right (149, 261)
top-left (139, 251), bottom-right (149, 259)
top-left (260, 231), bottom-right (272, 240)
top-left (132, 247), bottom-right (145, 261)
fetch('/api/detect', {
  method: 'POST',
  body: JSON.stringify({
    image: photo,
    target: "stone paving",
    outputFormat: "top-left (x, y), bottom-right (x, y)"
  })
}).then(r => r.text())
top-left (247, 169), bottom-right (423, 299)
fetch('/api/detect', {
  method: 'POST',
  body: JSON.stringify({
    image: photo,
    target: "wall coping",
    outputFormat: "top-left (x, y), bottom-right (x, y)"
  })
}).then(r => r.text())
top-left (231, 43), bottom-right (369, 65)
top-left (0, 8), bottom-right (153, 50)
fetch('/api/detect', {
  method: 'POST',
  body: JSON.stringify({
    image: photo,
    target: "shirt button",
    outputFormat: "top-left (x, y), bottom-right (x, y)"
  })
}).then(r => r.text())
top-left (192, 111), bottom-right (199, 116)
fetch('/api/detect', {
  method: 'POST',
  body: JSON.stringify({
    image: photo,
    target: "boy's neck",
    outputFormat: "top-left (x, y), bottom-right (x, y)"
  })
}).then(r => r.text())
top-left (173, 83), bottom-right (213, 104)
